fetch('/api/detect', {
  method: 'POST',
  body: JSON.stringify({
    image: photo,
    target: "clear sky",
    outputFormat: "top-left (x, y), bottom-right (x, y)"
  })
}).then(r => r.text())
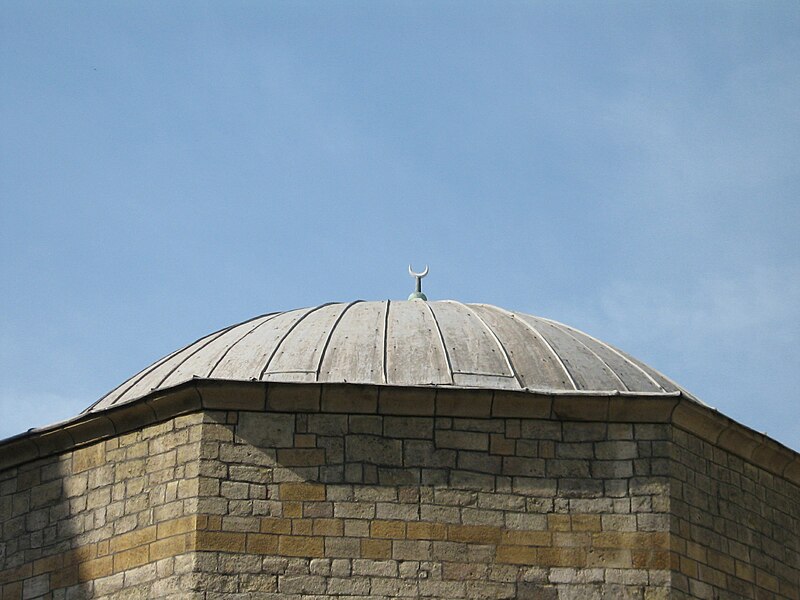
top-left (1, 2), bottom-right (798, 450)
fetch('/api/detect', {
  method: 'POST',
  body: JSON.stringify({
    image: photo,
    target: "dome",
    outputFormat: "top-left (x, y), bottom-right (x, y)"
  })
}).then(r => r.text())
top-left (85, 300), bottom-right (694, 414)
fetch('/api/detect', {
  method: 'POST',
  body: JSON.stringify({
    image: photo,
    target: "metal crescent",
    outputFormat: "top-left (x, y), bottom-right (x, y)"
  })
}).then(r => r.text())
top-left (408, 264), bottom-right (429, 278)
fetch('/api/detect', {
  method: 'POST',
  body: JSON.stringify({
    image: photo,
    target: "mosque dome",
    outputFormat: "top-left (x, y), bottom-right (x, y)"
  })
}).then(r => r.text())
top-left (85, 300), bottom-right (694, 414)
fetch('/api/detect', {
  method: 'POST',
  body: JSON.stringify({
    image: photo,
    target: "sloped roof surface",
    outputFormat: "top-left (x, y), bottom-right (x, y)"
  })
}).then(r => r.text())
top-left (86, 300), bottom-right (692, 413)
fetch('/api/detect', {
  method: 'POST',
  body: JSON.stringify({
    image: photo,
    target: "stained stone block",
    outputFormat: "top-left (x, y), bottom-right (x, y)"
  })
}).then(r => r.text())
top-left (237, 413), bottom-right (295, 448)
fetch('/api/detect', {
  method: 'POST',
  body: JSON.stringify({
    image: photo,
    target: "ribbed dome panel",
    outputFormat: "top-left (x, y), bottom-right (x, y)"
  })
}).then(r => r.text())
top-left (87, 300), bottom-right (692, 413)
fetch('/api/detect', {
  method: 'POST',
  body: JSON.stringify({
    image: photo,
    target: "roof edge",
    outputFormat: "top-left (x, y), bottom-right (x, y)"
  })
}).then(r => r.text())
top-left (1, 380), bottom-right (797, 485)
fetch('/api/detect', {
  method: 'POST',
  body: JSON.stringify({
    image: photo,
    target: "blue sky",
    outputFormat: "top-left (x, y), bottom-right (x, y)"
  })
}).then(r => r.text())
top-left (1, 2), bottom-right (798, 450)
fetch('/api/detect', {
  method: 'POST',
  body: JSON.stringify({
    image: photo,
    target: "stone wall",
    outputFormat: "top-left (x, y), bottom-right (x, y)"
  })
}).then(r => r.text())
top-left (670, 428), bottom-right (800, 599)
top-left (0, 413), bottom-right (204, 599)
top-left (2, 382), bottom-right (799, 599)
top-left (190, 385), bottom-right (673, 599)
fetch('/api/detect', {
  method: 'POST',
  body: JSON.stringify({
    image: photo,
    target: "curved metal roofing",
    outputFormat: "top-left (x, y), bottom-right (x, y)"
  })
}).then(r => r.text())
top-left (85, 300), bottom-right (694, 414)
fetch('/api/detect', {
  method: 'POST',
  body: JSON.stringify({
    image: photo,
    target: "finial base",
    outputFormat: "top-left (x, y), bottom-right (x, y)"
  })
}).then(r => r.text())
top-left (408, 292), bottom-right (428, 301)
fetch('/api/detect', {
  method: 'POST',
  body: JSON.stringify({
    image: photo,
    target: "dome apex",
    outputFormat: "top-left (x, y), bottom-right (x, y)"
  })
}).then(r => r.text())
top-left (86, 301), bottom-right (694, 414)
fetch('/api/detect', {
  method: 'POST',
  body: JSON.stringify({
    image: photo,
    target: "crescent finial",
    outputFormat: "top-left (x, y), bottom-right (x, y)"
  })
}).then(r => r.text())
top-left (408, 265), bottom-right (429, 301)
top-left (408, 264), bottom-right (429, 278)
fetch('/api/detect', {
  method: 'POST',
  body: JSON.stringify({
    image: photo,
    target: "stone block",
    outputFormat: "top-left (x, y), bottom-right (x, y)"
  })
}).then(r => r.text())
top-left (268, 383), bottom-right (321, 412)
top-left (109, 526), bottom-right (157, 553)
top-left (276, 448), bottom-right (326, 466)
top-left (404, 440), bottom-right (456, 468)
top-left (112, 546), bottom-right (149, 573)
top-left (371, 520), bottom-right (407, 539)
top-left (73, 444), bottom-right (106, 473)
top-left (520, 420), bottom-right (562, 440)
top-left (672, 401), bottom-right (729, 444)
top-left (436, 430), bottom-right (488, 451)
top-left (450, 470), bottom-right (495, 491)
top-left (595, 441), bottom-right (638, 460)
top-left (237, 413), bottom-right (295, 448)
top-left (278, 535), bottom-right (325, 557)
top-left (492, 392), bottom-right (551, 418)
top-left (199, 381), bottom-right (266, 411)
top-left (361, 538), bottom-right (392, 559)
top-left (149, 533), bottom-right (190, 561)
top-left (457, 451), bottom-right (501, 474)
top-left (552, 396), bottom-right (609, 421)
top-left (321, 384), bottom-right (378, 413)
top-left (279, 482), bottom-right (326, 501)
top-left (393, 540), bottom-right (432, 560)
top-left (22, 573), bottom-right (50, 598)
top-left (503, 456), bottom-right (545, 477)
top-left (194, 530), bottom-right (246, 553)
top-left (496, 545), bottom-right (537, 565)
top-left (378, 388), bottom-right (435, 415)
top-left (349, 415), bottom-right (382, 434)
top-left (246, 533), bottom-right (279, 554)
top-left (448, 524), bottom-right (501, 544)
top-left (146, 386), bottom-right (203, 420)
top-left (436, 389), bottom-right (492, 417)
top-left (345, 435), bottom-right (402, 466)
top-left (384, 416), bottom-right (434, 439)
top-left (608, 396), bottom-right (678, 422)
top-left (278, 574), bottom-right (326, 594)
top-left (406, 521), bottom-right (447, 540)
top-left (324, 536), bottom-right (360, 558)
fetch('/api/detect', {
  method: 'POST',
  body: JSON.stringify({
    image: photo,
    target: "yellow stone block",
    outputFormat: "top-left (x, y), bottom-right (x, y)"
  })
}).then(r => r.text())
top-left (539, 547), bottom-right (588, 567)
top-left (278, 535), bottom-right (325, 558)
top-left (496, 545), bottom-right (538, 565)
top-left (313, 518), bottom-right (344, 537)
top-left (283, 502), bottom-right (303, 518)
top-left (585, 547), bottom-right (630, 568)
top-left (280, 483), bottom-right (326, 501)
top-left (246, 533), bottom-right (279, 554)
top-left (371, 520), bottom-right (407, 539)
top-left (260, 517), bottom-right (292, 534)
top-left (276, 449), bottom-right (326, 467)
top-left (406, 522), bottom-right (447, 541)
top-left (113, 546), bottom-right (149, 573)
top-left (157, 516), bottom-right (196, 539)
top-left (361, 538), bottom-right (392, 559)
top-left (632, 549), bottom-right (670, 569)
top-left (109, 526), bottom-right (157, 553)
top-left (547, 514), bottom-right (571, 532)
top-left (73, 444), bottom-right (106, 473)
top-left (0, 563), bottom-right (32, 585)
top-left (32, 554), bottom-right (63, 576)
top-left (501, 530), bottom-right (551, 547)
top-left (194, 531), bottom-right (246, 553)
top-left (553, 532), bottom-right (590, 548)
top-left (447, 524), bottom-right (501, 545)
top-left (571, 514), bottom-right (601, 532)
top-left (50, 565), bottom-right (78, 589)
top-left (292, 520), bottom-right (313, 536)
top-left (149, 534), bottom-right (188, 561)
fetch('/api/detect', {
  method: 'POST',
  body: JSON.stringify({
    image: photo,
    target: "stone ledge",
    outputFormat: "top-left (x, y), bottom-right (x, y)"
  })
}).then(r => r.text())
top-left (671, 398), bottom-right (800, 486)
top-left (1, 381), bottom-right (798, 487)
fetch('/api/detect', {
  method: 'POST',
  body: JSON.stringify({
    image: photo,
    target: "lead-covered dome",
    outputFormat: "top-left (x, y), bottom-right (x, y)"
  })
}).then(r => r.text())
top-left (86, 301), bottom-right (694, 414)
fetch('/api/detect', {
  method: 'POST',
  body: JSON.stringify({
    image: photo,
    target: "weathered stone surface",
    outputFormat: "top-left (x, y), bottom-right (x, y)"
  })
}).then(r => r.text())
top-left (3, 388), bottom-right (798, 600)
top-left (237, 412), bottom-right (295, 448)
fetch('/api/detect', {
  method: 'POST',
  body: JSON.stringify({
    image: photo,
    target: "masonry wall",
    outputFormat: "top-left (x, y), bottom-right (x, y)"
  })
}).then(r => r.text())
top-left (0, 413), bottom-right (204, 600)
top-left (191, 385), bottom-right (673, 599)
top-left (670, 427), bottom-right (800, 599)
top-left (2, 382), bottom-right (799, 599)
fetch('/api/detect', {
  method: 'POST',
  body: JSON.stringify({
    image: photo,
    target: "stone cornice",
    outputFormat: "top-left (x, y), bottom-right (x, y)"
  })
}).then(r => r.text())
top-left (1, 380), bottom-right (798, 486)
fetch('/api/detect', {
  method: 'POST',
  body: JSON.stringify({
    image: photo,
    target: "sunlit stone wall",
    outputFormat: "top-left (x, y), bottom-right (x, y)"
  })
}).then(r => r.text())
top-left (1, 382), bottom-right (798, 599)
